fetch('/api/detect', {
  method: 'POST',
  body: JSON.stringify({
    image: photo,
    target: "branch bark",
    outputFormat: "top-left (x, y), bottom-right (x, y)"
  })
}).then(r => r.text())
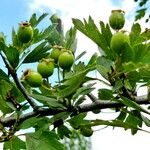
top-left (79, 95), bottom-right (149, 112)
top-left (0, 53), bottom-right (38, 110)
top-left (1, 94), bottom-right (149, 127)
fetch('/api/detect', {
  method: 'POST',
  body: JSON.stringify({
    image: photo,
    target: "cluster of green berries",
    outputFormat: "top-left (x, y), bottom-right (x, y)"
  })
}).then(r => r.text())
top-left (22, 47), bottom-right (74, 87)
top-left (109, 10), bottom-right (130, 55)
top-left (17, 23), bottom-right (74, 87)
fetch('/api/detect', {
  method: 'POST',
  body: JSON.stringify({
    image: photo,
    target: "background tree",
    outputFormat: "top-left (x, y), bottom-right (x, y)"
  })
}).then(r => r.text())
top-left (0, 8), bottom-right (149, 150)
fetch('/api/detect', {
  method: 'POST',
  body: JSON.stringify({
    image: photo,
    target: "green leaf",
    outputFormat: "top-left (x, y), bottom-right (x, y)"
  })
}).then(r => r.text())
top-left (0, 32), bottom-right (6, 43)
top-left (4, 46), bottom-right (19, 68)
top-left (139, 66), bottom-right (150, 81)
top-left (12, 28), bottom-right (23, 51)
top-left (72, 18), bottom-right (86, 34)
top-left (90, 119), bottom-right (142, 132)
top-left (30, 93), bottom-right (64, 108)
top-left (142, 46), bottom-right (150, 64)
top-left (98, 89), bottom-right (113, 100)
top-left (130, 23), bottom-right (142, 46)
top-left (0, 41), bottom-right (5, 51)
top-left (135, 8), bottom-right (146, 21)
top-left (99, 21), bottom-right (112, 47)
top-left (0, 81), bottom-right (20, 113)
top-left (30, 13), bottom-right (48, 28)
top-left (96, 56), bottom-right (113, 80)
top-left (113, 80), bottom-right (123, 92)
top-left (39, 81), bottom-right (55, 97)
top-left (0, 69), bottom-right (9, 82)
top-left (86, 53), bottom-right (98, 68)
top-left (0, 80), bottom-right (12, 98)
top-left (29, 13), bottom-right (37, 27)
top-left (19, 116), bottom-right (49, 130)
top-left (0, 96), bottom-right (13, 114)
top-left (50, 14), bottom-right (63, 33)
top-left (122, 62), bottom-right (142, 73)
top-left (127, 71), bottom-right (141, 82)
top-left (72, 84), bottom-right (95, 101)
top-left (116, 110), bottom-right (127, 121)
top-left (120, 96), bottom-right (150, 115)
top-left (4, 136), bottom-right (26, 150)
top-left (73, 17), bottom-right (114, 60)
top-left (33, 25), bottom-right (56, 44)
top-left (97, 56), bottom-right (113, 70)
top-left (49, 112), bottom-right (70, 125)
top-left (141, 28), bottom-right (150, 41)
top-left (141, 114), bottom-right (150, 127)
top-left (68, 113), bottom-right (89, 129)
top-left (121, 43), bottom-right (134, 63)
top-left (133, 44), bottom-right (150, 64)
top-left (58, 69), bottom-right (89, 98)
top-left (57, 125), bottom-right (71, 138)
top-left (46, 26), bottom-right (64, 46)
top-left (11, 85), bottom-right (25, 103)
top-left (65, 27), bottom-right (77, 51)
top-left (26, 131), bottom-right (65, 150)
top-left (36, 13), bottom-right (48, 26)
top-left (125, 110), bottom-right (142, 135)
top-left (73, 61), bottom-right (86, 73)
top-left (126, 71), bottom-right (141, 88)
top-left (23, 41), bottom-right (50, 63)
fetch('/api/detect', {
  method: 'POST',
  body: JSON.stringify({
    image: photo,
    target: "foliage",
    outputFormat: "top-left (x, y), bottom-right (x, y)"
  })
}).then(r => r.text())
top-left (63, 130), bottom-right (91, 150)
top-left (134, 0), bottom-right (150, 22)
top-left (0, 10), bottom-right (149, 150)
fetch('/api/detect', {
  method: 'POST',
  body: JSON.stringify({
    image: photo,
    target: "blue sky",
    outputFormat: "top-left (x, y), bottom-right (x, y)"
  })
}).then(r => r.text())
top-left (0, 0), bottom-right (30, 39)
top-left (0, 0), bottom-right (138, 42)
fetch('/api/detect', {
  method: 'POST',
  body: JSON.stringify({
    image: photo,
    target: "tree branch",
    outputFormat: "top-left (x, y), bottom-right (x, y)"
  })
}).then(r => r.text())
top-left (87, 93), bottom-right (99, 103)
top-left (79, 95), bottom-right (149, 112)
top-left (1, 108), bottom-right (65, 127)
top-left (0, 53), bottom-right (38, 111)
top-left (1, 95), bottom-right (149, 127)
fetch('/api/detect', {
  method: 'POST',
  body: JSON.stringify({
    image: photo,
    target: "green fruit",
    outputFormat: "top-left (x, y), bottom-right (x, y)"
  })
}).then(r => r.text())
top-left (24, 69), bottom-right (43, 87)
top-left (50, 47), bottom-right (62, 63)
top-left (80, 127), bottom-right (93, 137)
top-left (58, 50), bottom-right (74, 70)
top-left (110, 32), bottom-right (130, 54)
top-left (37, 59), bottom-right (54, 78)
top-left (18, 22), bottom-right (33, 43)
top-left (109, 10), bottom-right (125, 30)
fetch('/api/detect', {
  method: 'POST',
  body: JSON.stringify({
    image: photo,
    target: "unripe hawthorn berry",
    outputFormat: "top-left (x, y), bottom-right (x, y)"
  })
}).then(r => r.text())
top-left (18, 22), bottom-right (33, 43)
top-left (109, 10), bottom-right (125, 30)
top-left (37, 58), bottom-right (54, 78)
top-left (110, 31), bottom-right (130, 54)
top-left (80, 126), bottom-right (93, 137)
top-left (50, 45), bottom-right (63, 63)
top-left (58, 50), bottom-right (74, 70)
top-left (23, 69), bottom-right (43, 87)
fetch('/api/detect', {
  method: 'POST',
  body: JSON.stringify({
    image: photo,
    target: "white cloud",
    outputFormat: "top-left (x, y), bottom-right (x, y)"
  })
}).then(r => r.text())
top-left (28, 0), bottom-right (138, 58)
top-left (28, 0), bottom-right (116, 58)
top-left (28, 0), bottom-right (137, 28)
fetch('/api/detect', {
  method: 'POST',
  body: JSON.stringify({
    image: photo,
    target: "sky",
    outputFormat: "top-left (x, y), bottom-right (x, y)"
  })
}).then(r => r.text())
top-left (0, 0), bottom-right (150, 150)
